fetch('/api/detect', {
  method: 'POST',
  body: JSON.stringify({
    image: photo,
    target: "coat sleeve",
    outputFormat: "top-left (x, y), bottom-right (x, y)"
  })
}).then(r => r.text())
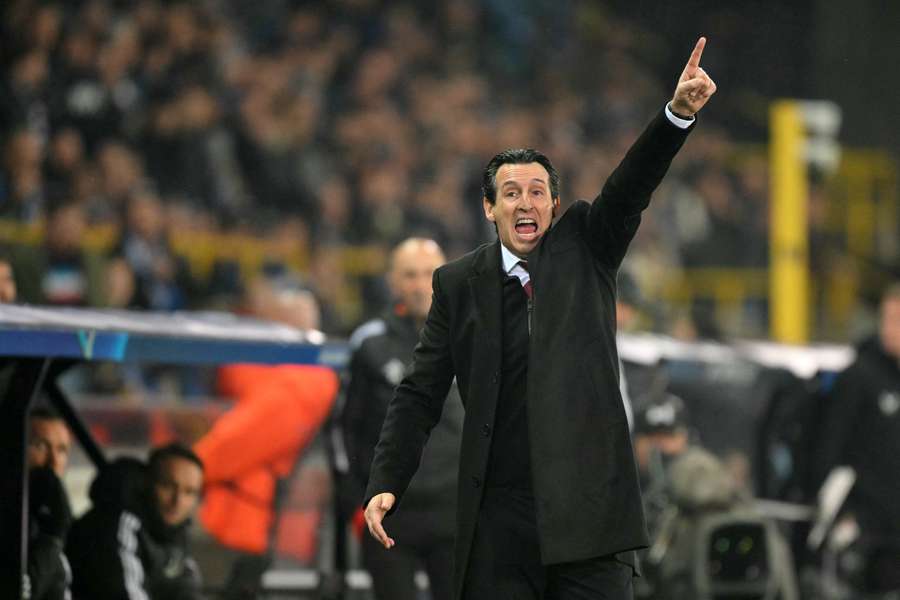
top-left (343, 346), bottom-right (379, 489)
top-left (585, 108), bottom-right (693, 268)
top-left (363, 269), bottom-right (455, 512)
top-left (27, 534), bottom-right (69, 600)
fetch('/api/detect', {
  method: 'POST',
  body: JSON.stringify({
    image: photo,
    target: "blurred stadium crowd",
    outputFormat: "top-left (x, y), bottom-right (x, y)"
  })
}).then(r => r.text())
top-left (1, 0), bottom-right (792, 338)
top-left (4, 2), bottom-right (899, 599)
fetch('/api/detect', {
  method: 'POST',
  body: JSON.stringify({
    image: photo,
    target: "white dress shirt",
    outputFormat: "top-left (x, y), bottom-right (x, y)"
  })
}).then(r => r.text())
top-left (500, 243), bottom-right (530, 286)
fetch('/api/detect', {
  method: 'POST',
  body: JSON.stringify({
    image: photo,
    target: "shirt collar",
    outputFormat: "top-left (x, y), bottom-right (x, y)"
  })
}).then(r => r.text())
top-left (499, 243), bottom-right (522, 275)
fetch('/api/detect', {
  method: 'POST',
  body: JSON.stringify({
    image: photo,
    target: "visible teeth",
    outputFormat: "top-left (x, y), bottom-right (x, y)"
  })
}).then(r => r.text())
top-left (517, 219), bottom-right (536, 225)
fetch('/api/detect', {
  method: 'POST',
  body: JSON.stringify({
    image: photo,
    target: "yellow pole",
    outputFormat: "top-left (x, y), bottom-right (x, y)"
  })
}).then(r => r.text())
top-left (769, 101), bottom-right (809, 343)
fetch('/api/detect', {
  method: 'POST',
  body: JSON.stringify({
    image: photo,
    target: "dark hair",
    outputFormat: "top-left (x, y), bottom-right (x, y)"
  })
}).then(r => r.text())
top-left (147, 443), bottom-right (204, 483)
top-left (482, 148), bottom-right (560, 205)
top-left (29, 406), bottom-right (64, 422)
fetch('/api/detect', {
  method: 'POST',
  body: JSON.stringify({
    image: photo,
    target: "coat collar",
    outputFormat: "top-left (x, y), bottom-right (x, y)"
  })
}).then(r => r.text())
top-left (499, 243), bottom-right (521, 275)
top-left (469, 239), bottom-right (503, 276)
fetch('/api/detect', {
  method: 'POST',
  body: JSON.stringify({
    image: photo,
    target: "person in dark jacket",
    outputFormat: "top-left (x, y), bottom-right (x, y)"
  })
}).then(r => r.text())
top-left (26, 407), bottom-right (73, 600)
top-left (364, 39), bottom-right (715, 600)
top-left (344, 237), bottom-right (463, 600)
top-left (10, 199), bottom-right (109, 307)
top-left (816, 282), bottom-right (900, 594)
top-left (67, 444), bottom-right (205, 600)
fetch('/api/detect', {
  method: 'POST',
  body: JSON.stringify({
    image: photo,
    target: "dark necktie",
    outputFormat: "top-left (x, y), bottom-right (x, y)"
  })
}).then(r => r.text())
top-left (517, 261), bottom-right (533, 298)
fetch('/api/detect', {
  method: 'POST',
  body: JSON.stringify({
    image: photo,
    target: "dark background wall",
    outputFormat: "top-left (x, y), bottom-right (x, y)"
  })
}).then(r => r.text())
top-left (811, 0), bottom-right (900, 157)
top-left (606, 0), bottom-right (897, 156)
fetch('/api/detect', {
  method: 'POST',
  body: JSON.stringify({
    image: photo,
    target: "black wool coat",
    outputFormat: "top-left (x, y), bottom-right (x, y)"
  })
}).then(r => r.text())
top-left (365, 108), bottom-right (694, 599)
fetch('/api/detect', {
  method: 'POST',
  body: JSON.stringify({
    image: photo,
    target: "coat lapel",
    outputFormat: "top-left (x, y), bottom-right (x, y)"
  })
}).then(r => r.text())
top-left (468, 241), bottom-right (503, 344)
top-left (454, 241), bottom-right (503, 600)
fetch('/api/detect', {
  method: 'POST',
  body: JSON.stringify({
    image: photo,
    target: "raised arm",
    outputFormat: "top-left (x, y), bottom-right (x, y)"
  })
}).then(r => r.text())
top-left (587, 37), bottom-right (716, 267)
top-left (670, 37), bottom-right (717, 118)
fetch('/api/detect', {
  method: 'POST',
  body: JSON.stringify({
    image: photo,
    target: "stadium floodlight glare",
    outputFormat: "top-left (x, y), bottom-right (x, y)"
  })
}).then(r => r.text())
top-left (798, 100), bottom-right (842, 173)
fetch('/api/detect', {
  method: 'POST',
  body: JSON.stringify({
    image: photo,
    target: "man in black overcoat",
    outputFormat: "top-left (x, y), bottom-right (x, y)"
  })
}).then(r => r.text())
top-left (364, 38), bottom-right (717, 599)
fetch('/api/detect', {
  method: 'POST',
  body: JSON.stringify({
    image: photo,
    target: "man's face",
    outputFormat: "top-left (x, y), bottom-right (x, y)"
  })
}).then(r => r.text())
top-left (153, 457), bottom-right (203, 528)
top-left (0, 261), bottom-right (16, 302)
top-left (483, 162), bottom-right (557, 258)
top-left (389, 240), bottom-right (445, 322)
top-left (47, 205), bottom-right (86, 253)
top-left (28, 418), bottom-right (71, 476)
top-left (880, 296), bottom-right (900, 360)
top-left (634, 430), bottom-right (689, 472)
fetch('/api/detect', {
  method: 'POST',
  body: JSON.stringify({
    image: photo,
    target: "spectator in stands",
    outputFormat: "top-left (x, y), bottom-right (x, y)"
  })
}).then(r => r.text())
top-left (43, 127), bottom-right (86, 194)
top-left (0, 0), bottom-right (845, 341)
top-left (115, 190), bottom-right (195, 310)
top-left (95, 140), bottom-right (146, 210)
top-left (1, 129), bottom-right (46, 222)
top-left (50, 24), bottom-right (124, 152)
top-left (680, 169), bottom-right (747, 268)
top-left (0, 252), bottom-right (17, 302)
top-left (194, 278), bottom-right (338, 598)
top-left (344, 238), bottom-right (462, 600)
top-left (0, 48), bottom-right (49, 140)
top-left (67, 443), bottom-right (205, 600)
top-left (816, 282), bottom-right (900, 594)
top-left (144, 84), bottom-right (248, 216)
top-left (11, 199), bottom-right (108, 306)
top-left (26, 407), bottom-right (73, 600)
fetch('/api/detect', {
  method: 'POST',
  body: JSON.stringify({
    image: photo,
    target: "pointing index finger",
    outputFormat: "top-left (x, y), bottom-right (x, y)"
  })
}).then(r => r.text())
top-left (686, 37), bottom-right (706, 70)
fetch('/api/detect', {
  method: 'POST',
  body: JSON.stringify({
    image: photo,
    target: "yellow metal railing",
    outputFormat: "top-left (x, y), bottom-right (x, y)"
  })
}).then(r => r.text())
top-left (653, 144), bottom-right (898, 340)
top-left (829, 149), bottom-right (898, 261)
top-left (658, 268), bottom-right (768, 336)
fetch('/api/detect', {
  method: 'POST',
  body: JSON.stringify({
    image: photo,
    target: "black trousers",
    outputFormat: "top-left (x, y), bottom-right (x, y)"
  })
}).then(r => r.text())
top-left (362, 524), bottom-right (455, 600)
top-left (463, 489), bottom-right (633, 600)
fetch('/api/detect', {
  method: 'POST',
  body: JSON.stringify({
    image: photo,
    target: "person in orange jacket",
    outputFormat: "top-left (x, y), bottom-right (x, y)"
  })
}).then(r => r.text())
top-left (194, 279), bottom-right (338, 593)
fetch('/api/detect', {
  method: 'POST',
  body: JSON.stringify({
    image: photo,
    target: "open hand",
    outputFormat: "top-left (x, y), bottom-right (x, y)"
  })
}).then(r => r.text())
top-left (364, 492), bottom-right (397, 549)
top-left (670, 37), bottom-right (716, 117)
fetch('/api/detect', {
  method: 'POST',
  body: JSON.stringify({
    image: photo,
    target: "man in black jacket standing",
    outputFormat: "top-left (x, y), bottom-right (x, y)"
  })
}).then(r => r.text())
top-left (345, 237), bottom-right (463, 600)
top-left (364, 38), bottom-right (716, 599)
top-left (816, 283), bottom-right (900, 594)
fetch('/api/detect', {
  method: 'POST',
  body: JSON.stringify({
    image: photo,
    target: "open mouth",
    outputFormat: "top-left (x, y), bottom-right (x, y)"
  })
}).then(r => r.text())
top-left (515, 218), bottom-right (538, 236)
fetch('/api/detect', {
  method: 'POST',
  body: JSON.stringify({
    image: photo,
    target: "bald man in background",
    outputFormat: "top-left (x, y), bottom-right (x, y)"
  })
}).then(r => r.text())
top-left (343, 238), bottom-right (463, 600)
